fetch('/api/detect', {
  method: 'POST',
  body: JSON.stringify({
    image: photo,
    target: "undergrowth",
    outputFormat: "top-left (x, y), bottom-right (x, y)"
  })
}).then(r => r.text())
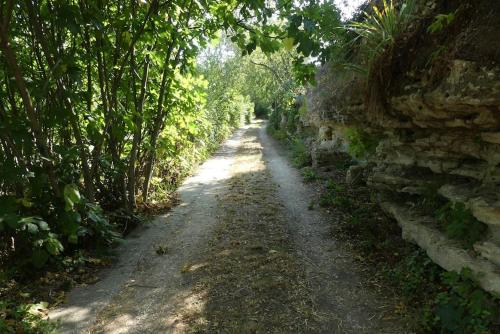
top-left (345, 128), bottom-right (379, 160)
top-left (290, 137), bottom-right (311, 168)
top-left (268, 126), bottom-right (311, 168)
top-left (435, 202), bottom-right (487, 249)
top-left (0, 301), bottom-right (58, 334)
top-left (293, 152), bottom-right (500, 333)
top-left (301, 167), bottom-right (318, 182)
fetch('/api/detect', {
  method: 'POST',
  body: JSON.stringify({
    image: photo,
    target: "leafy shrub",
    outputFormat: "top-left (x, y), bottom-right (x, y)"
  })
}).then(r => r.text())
top-left (268, 128), bottom-right (288, 141)
top-left (435, 202), bottom-right (487, 249)
top-left (387, 251), bottom-right (500, 333)
top-left (0, 301), bottom-right (57, 334)
top-left (290, 137), bottom-right (311, 168)
top-left (0, 185), bottom-right (120, 271)
top-left (428, 12), bottom-right (456, 34)
top-left (386, 249), bottom-right (442, 300)
top-left (319, 180), bottom-right (352, 208)
top-left (424, 269), bottom-right (499, 334)
top-left (301, 167), bottom-right (318, 182)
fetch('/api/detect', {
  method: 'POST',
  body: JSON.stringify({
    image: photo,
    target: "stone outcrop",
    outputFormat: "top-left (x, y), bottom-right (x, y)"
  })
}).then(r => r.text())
top-left (300, 0), bottom-right (500, 294)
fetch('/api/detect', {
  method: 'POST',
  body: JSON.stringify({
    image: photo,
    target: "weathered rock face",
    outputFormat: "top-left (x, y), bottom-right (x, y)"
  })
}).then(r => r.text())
top-left (301, 0), bottom-right (500, 294)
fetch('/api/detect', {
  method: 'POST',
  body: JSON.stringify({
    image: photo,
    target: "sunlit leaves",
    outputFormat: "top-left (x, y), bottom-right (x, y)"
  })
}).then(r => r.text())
top-left (282, 37), bottom-right (295, 50)
top-left (0, 0), bottom-right (344, 274)
top-left (63, 184), bottom-right (81, 212)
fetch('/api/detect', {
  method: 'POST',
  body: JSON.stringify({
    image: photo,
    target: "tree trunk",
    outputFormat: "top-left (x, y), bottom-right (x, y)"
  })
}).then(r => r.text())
top-left (141, 45), bottom-right (181, 203)
top-left (0, 17), bottom-right (61, 196)
top-left (127, 55), bottom-right (150, 208)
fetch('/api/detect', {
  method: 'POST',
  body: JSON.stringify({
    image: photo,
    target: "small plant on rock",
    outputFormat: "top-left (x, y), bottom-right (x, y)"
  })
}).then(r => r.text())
top-left (435, 202), bottom-right (487, 249)
top-left (427, 11), bottom-right (456, 34)
top-left (349, 0), bottom-right (416, 73)
top-left (345, 128), bottom-right (379, 160)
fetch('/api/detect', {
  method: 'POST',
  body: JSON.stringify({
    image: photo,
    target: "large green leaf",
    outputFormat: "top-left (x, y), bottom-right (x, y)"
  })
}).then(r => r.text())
top-left (45, 235), bottom-right (64, 256)
top-left (64, 184), bottom-right (81, 211)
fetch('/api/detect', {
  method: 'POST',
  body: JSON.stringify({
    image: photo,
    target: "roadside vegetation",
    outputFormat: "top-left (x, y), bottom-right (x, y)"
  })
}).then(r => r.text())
top-left (1, 0), bottom-right (498, 332)
top-left (270, 125), bottom-right (500, 333)
top-left (0, 0), bottom-right (330, 330)
top-left (268, 1), bottom-right (500, 333)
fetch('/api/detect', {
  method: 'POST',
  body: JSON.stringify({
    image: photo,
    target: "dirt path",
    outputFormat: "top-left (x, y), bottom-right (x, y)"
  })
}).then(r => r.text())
top-left (49, 121), bottom-right (410, 333)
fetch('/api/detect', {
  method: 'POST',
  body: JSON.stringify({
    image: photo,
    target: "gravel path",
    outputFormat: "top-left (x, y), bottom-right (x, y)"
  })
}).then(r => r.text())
top-left (49, 121), bottom-right (410, 333)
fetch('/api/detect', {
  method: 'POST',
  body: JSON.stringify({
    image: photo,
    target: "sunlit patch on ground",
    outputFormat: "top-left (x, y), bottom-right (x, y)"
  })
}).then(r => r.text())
top-left (164, 290), bottom-right (208, 333)
top-left (178, 125), bottom-right (323, 333)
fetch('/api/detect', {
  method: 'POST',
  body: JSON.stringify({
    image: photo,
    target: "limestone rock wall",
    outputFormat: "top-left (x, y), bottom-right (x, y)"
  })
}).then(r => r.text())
top-left (301, 0), bottom-right (500, 294)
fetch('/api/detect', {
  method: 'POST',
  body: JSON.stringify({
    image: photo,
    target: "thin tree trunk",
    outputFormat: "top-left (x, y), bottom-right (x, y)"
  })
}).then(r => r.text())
top-left (25, 0), bottom-right (95, 200)
top-left (141, 45), bottom-right (181, 203)
top-left (127, 55), bottom-right (150, 208)
top-left (141, 0), bottom-right (193, 202)
top-left (0, 14), bottom-right (60, 196)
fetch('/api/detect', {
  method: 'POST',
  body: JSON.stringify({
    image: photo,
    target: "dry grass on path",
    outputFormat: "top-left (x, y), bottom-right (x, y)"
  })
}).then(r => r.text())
top-left (181, 126), bottom-right (323, 333)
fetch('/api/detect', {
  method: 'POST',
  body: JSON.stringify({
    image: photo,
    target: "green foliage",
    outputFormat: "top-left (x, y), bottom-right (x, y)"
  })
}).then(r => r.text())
top-left (301, 167), bottom-right (318, 182)
top-left (319, 180), bottom-right (351, 209)
top-left (268, 128), bottom-right (288, 141)
top-left (345, 128), bottom-right (379, 159)
top-left (386, 251), bottom-right (500, 333)
top-left (349, 0), bottom-right (416, 73)
top-left (254, 103), bottom-right (271, 119)
top-left (386, 249), bottom-right (442, 300)
top-left (290, 137), bottom-right (311, 168)
top-left (436, 202), bottom-right (487, 249)
top-left (428, 12), bottom-right (456, 34)
top-left (0, 301), bottom-right (58, 334)
top-left (247, 48), bottom-right (302, 129)
top-left (425, 269), bottom-right (499, 334)
top-left (1, 2), bottom-right (272, 275)
top-left (0, 191), bottom-right (120, 271)
top-left (63, 184), bottom-right (81, 212)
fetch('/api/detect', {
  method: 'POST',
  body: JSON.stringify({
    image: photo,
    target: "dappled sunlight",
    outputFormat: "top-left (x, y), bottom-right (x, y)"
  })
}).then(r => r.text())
top-left (164, 290), bottom-right (209, 333)
top-left (102, 314), bottom-right (138, 334)
top-left (182, 261), bottom-right (209, 273)
top-left (4, 0), bottom-right (493, 331)
top-left (49, 306), bottom-right (92, 327)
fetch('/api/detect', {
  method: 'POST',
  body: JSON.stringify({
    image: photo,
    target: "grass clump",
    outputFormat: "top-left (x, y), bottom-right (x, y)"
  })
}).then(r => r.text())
top-left (290, 137), bottom-right (311, 168)
top-left (349, 0), bottom-right (416, 74)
